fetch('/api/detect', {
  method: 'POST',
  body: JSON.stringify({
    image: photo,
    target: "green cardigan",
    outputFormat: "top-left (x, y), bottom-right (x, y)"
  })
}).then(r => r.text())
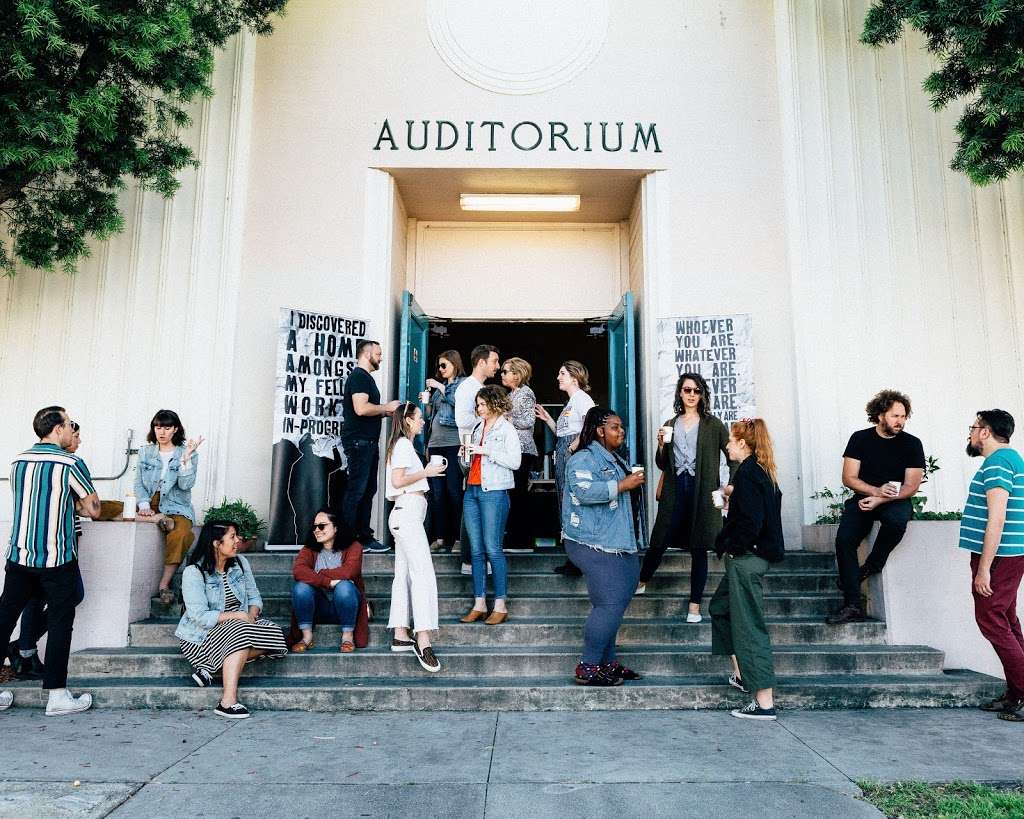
top-left (650, 414), bottom-right (735, 551)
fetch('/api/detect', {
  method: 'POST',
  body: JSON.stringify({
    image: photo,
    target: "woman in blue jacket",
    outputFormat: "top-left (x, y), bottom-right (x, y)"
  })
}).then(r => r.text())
top-left (175, 521), bottom-right (287, 719)
top-left (563, 406), bottom-right (646, 686)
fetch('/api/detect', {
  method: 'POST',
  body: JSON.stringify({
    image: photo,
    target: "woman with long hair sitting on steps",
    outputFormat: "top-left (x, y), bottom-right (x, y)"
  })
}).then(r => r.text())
top-left (175, 520), bottom-right (287, 719)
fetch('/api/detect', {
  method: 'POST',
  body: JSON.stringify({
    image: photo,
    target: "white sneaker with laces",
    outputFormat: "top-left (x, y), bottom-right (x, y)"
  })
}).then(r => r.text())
top-left (460, 563), bottom-right (472, 575)
top-left (45, 688), bottom-right (92, 716)
top-left (686, 611), bottom-right (703, 623)
top-left (0, 690), bottom-right (12, 711)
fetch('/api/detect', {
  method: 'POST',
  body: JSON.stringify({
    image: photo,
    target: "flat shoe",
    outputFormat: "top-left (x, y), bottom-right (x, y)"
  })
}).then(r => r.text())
top-left (339, 641), bottom-right (356, 653)
top-left (290, 639), bottom-right (315, 653)
top-left (158, 588), bottom-right (176, 605)
top-left (460, 609), bottom-right (488, 623)
top-left (484, 610), bottom-right (508, 625)
top-left (997, 710), bottom-right (1024, 722)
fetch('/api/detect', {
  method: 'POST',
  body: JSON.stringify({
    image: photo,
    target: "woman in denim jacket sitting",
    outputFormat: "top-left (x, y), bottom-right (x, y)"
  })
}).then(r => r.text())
top-left (459, 385), bottom-right (522, 625)
top-left (563, 407), bottom-right (646, 686)
top-left (175, 521), bottom-right (287, 719)
top-left (424, 350), bottom-right (466, 551)
top-left (135, 409), bottom-right (203, 605)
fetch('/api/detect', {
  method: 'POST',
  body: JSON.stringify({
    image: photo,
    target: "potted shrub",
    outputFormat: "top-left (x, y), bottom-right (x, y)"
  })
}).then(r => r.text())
top-left (203, 498), bottom-right (268, 552)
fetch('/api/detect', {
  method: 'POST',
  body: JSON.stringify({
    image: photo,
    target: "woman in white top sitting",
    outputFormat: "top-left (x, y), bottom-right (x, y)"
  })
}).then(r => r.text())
top-left (535, 360), bottom-right (596, 576)
top-left (385, 402), bottom-right (446, 672)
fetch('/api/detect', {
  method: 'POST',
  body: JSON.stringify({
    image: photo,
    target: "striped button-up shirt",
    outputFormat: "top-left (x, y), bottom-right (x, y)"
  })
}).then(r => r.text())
top-left (8, 443), bottom-right (96, 568)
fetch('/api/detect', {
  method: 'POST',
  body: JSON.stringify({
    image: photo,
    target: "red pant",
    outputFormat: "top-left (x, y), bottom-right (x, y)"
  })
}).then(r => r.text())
top-left (971, 553), bottom-right (1024, 698)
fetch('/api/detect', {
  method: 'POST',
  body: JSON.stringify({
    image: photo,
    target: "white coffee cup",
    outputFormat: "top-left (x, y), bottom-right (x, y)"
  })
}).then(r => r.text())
top-left (711, 489), bottom-right (725, 509)
top-left (631, 465), bottom-right (645, 474)
top-left (661, 425), bottom-right (674, 443)
top-left (419, 389), bottom-right (430, 404)
top-left (429, 455), bottom-right (447, 470)
top-left (884, 480), bottom-right (901, 495)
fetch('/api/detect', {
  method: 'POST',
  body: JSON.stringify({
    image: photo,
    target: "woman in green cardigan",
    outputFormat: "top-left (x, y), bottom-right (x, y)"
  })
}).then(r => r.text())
top-left (639, 372), bottom-right (733, 623)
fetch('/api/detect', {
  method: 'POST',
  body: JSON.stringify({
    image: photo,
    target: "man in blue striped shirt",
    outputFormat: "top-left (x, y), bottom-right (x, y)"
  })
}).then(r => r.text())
top-left (961, 409), bottom-right (1024, 723)
top-left (0, 406), bottom-right (101, 716)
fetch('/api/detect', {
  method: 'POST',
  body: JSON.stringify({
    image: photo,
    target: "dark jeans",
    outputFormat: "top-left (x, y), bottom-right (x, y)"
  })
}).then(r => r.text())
top-left (0, 560), bottom-right (81, 689)
top-left (971, 554), bottom-right (1024, 699)
top-left (640, 471), bottom-right (707, 604)
top-left (464, 485), bottom-right (510, 599)
top-left (342, 438), bottom-right (380, 543)
top-left (291, 580), bottom-right (360, 630)
top-left (834, 497), bottom-right (912, 606)
top-left (506, 453), bottom-right (536, 549)
top-left (18, 563), bottom-right (85, 651)
top-left (428, 444), bottom-right (463, 547)
top-left (564, 538), bottom-right (640, 665)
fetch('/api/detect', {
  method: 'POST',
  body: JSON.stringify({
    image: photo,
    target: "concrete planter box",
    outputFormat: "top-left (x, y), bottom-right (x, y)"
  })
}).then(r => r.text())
top-left (804, 520), bottom-right (1024, 681)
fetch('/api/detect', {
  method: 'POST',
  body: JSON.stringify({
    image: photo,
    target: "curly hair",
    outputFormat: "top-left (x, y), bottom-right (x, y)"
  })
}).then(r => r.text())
top-left (866, 389), bottom-right (912, 423)
top-left (475, 384), bottom-right (512, 416)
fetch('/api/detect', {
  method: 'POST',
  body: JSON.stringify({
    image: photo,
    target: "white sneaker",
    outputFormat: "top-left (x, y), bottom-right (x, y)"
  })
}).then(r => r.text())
top-left (0, 690), bottom-right (12, 711)
top-left (451, 541), bottom-right (462, 554)
top-left (45, 688), bottom-right (93, 716)
top-left (635, 582), bottom-right (646, 595)
top-left (487, 562), bottom-right (492, 576)
top-left (686, 611), bottom-right (703, 624)
top-left (460, 563), bottom-right (472, 575)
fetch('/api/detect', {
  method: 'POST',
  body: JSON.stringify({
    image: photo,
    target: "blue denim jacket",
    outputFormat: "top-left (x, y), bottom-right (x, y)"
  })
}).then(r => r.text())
top-left (174, 555), bottom-right (264, 644)
top-left (134, 444), bottom-right (197, 522)
top-left (562, 443), bottom-right (638, 554)
top-left (428, 377), bottom-right (463, 428)
top-left (459, 416), bottom-right (522, 491)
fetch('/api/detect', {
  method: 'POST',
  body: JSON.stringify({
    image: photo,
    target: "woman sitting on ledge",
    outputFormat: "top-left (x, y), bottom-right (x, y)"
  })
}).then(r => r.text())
top-left (287, 508), bottom-right (369, 653)
top-left (175, 521), bottom-right (287, 719)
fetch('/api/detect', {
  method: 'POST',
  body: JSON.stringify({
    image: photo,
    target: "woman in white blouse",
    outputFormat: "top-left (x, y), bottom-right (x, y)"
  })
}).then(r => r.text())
top-left (384, 402), bottom-right (446, 672)
top-left (500, 357), bottom-right (538, 551)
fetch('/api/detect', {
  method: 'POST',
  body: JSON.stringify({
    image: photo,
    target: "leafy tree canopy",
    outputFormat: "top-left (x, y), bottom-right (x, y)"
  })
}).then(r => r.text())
top-left (862, 0), bottom-right (1024, 185)
top-left (0, 0), bottom-right (288, 275)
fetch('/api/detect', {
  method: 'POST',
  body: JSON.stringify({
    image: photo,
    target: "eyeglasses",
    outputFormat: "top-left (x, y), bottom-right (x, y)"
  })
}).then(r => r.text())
top-left (313, 523), bottom-right (331, 531)
top-left (681, 387), bottom-right (702, 395)
top-left (968, 425), bottom-right (984, 433)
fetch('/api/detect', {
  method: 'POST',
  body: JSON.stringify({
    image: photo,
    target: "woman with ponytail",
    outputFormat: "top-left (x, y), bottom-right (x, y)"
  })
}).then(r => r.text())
top-left (710, 418), bottom-right (785, 720)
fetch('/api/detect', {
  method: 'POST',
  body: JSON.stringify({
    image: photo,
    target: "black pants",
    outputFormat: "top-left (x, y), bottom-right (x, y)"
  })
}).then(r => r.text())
top-left (428, 444), bottom-right (463, 547)
top-left (0, 560), bottom-right (81, 689)
top-left (505, 453), bottom-right (536, 549)
top-left (640, 471), bottom-right (707, 604)
top-left (18, 563), bottom-right (85, 651)
top-left (342, 438), bottom-right (380, 543)
top-left (834, 497), bottom-right (912, 605)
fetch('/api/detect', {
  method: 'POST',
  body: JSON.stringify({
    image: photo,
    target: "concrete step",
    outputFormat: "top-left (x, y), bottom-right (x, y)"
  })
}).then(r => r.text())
top-left (150, 591), bottom-right (844, 620)
top-left (4, 670), bottom-right (1001, 712)
top-left (68, 644), bottom-right (946, 679)
top-left (128, 617), bottom-right (888, 648)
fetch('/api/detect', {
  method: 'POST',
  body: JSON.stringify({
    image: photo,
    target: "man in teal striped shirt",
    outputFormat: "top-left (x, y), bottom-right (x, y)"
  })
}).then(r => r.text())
top-left (961, 409), bottom-right (1024, 723)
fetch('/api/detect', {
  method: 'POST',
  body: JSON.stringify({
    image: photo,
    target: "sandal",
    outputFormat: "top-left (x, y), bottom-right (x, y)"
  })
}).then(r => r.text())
top-left (290, 639), bottom-right (315, 653)
top-left (340, 641), bottom-right (356, 653)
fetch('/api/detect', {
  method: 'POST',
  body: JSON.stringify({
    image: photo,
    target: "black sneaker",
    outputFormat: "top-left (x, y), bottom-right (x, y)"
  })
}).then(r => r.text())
top-left (728, 674), bottom-right (748, 694)
top-left (363, 540), bottom-right (390, 554)
top-left (574, 662), bottom-right (623, 686)
top-left (191, 668), bottom-right (213, 687)
top-left (731, 700), bottom-right (777, 720)
top-left (604, 661), bottom-right (642, 681)
top-left (413, 643), bottom-right (441, 673)
top-left (215, 702), bottom-right (251, 719)
top-left (826, 604), bottom-right (866, 625)
top-left (12, 651), bottom-right (44, 680)
top-left (390, 637), bottom-right (415, 653)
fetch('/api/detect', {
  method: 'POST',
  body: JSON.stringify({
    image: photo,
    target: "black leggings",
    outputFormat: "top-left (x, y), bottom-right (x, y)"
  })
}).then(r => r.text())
top-left (640, 471), bottom-right (708, 604)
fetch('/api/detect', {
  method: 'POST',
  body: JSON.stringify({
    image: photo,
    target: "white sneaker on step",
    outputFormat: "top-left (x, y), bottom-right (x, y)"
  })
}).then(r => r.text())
top-left (0, 690), bottom-right (12, 711)
top-left (460, 563), bottom-right (472, 575)
top-left (45, 688), bottom-right (92, 716)
top-left (686, 611), bottom-right (703, 623)
top-left (635, 583), bottom-right (646, 595)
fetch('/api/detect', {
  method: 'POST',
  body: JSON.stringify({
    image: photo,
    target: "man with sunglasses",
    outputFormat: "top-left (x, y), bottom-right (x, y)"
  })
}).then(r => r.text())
top-left (0, 407), bottom-right (101, 715)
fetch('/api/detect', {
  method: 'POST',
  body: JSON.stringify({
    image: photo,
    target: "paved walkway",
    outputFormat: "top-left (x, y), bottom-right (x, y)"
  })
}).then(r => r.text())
top-left (0, 707), bottom-right (1020, 818)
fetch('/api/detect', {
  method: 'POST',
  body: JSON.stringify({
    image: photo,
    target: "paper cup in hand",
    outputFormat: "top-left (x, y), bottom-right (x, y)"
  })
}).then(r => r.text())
top-left (712, 489), bottom-right (725, 509)
top-left (419, 390), bottom-right (430, 404)
top-left (884, 480), bottom-right (901, 495)
top-left (661, 425), bottom-right (673, 443)
top-left (631, 465), bottom-right (645, 474)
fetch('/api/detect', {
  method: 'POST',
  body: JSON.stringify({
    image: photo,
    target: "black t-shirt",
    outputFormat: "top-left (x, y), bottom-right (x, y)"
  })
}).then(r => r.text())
top-left (843, 427), bottom-right (926, 493)
top-left (342, 366), bottom-right (381, 441)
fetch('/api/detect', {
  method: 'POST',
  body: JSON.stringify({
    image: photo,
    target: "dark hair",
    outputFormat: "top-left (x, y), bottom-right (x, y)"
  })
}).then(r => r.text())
top-left (147, 409), bottom-right (186, 445)
top-left (70, 421), bottom-right (80, 433)
top-left (475, 384), bottom-right (512, 416)
top-left (673, 372), bottom-right (711, 417)
top-left (438, 349), bottom-right (466, 377)
top-left (385, 401), bottom-right (421, 464)
top-left (977, 409), bottom-right (1015, 443)
top-left (577, 406), bottom-right (618, 451)
top-left (186, 520), bottom-right (238, 577)
top-left (33, 406), bottom-right (66, 439)
top-left (303, 507), bottom-right (359, 553)
top-left (356, 339), bottom-right (381, 359)
top-left (470, 344), bottom-right (499, 369)
top-left (866, 389), bottom-right (912, 423)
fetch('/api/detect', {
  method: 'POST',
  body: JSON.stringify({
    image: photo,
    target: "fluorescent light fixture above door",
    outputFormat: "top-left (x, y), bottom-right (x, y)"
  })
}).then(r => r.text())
top-left (459, 193), bottom-right (581, 212)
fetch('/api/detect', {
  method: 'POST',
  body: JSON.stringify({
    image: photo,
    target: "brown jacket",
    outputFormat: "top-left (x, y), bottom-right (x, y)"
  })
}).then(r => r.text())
top-left (286, 543), bottom-right (370, 648)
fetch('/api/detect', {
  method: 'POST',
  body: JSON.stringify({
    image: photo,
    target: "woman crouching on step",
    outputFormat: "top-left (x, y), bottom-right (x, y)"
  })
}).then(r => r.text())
top-left (176, 521), bottom-right (287, 719)
top-left (385, 402), bottom-right (446, 672)
top-left (563, 406), bottom-right (646, 686)
top-left (709, 418), bottom-right (785, 721)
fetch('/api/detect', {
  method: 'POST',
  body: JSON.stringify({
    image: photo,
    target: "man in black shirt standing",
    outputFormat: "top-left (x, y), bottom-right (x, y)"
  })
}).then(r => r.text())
top-left (826, 389), bottom-right (926, 625)
top-left (342, 340), bottom-right (400, 553)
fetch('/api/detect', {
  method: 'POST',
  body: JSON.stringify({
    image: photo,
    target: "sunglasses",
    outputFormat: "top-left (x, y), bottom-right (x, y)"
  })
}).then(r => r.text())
top-left (313, 523), bottom-right (331, 531)
top-left (681, 387), bottom-right (702, 395)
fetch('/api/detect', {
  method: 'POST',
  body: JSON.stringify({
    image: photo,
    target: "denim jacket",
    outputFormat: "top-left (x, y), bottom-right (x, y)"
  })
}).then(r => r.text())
top-left (174, 555), bottom-right (263, 644)
top-left (134, 444), bottom-right (198, 522)
top-left (428, 377), bottom-right (464, 428)
top-left (459, 416), bottom-right (522, 491)
top-left (562, 443), bottom-right (638, 554)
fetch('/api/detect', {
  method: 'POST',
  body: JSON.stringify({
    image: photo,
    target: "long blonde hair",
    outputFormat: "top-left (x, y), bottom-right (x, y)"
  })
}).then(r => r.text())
top-left (731, 418), bottom-right (778, 485)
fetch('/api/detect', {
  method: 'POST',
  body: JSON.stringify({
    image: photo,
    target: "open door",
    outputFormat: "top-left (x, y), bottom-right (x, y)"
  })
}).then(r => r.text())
top-left (398, 291), bottom-right (430, 403)
top-left (607, 291), bottom-right (639, 462)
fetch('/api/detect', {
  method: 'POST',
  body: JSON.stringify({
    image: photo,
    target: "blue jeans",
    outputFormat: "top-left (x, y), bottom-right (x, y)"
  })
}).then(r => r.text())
top-left (18, 563), bottom-right (85, 651)
top-left (463, 485), bottom-right (509, 599)
top-left (291, 580), bottom-right (359, 630)
top-left (565, 538), bottom-right (640, 665)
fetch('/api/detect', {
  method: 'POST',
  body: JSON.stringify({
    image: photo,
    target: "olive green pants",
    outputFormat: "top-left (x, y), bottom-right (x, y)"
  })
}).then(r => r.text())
top-left (710, 553), bottom-right (776, 692)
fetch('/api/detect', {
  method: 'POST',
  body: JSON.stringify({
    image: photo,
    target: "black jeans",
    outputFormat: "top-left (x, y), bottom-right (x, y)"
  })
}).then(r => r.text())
top-left (505, 453), bottom-right (536, 549)
top-left (0, 560), bottom-right (81, 689)
top-left (834, 497), bottom-right (912, 605)
top-left (342, 438), bottom-right (380, 543)
top-left (18, 563), bottom-right (85, 651)
top-left (428, 444), bottom-right (463, 547)
top-left (640, 471), bottom-right (707, 604)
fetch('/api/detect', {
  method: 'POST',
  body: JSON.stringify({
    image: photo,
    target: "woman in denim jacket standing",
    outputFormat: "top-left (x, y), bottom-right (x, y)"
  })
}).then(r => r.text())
top-left (563, 407), bottom-right (646, 686)
top-left (175, 521), bottom-right (287, 718)
top-left (135, 409), bottom-right (203, 604)
top-left (424, 350), bottom-right (466, 551)
top-left (459, 385), bottom-right (521, 625)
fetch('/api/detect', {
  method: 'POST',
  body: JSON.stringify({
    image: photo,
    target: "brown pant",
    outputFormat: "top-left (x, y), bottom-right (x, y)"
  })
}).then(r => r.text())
top-left (151, 493), bottom-right (195, 565)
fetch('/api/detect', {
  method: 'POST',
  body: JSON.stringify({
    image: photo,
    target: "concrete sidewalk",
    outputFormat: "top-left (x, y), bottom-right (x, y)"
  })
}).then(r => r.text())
top-left (0, 707), bottom-right (1020, 818)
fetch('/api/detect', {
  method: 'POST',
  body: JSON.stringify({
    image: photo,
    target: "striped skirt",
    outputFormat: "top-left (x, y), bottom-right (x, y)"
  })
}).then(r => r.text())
top-left (179, 618), bottom-right (288, 674)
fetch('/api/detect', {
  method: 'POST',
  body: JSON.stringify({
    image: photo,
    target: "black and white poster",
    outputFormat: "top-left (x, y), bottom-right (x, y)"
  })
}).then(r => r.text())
top-left (267, 307), bottom-right (367, 549)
